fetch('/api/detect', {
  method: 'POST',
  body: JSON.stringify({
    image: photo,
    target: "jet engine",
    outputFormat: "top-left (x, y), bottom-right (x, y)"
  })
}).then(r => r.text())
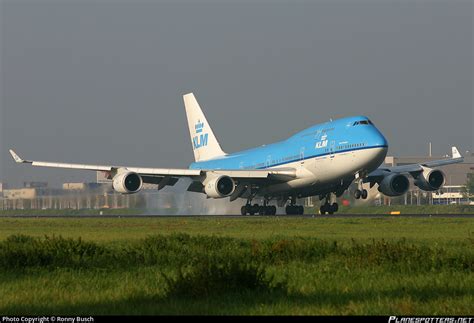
top-left (414, 168), bottom-right (445, 191)
top-left (204, 175), bottom-right (236, 198)
top-left (378, 173), bottom-right (410, 197)
top-left (112, 171), bottom-right (143, 194)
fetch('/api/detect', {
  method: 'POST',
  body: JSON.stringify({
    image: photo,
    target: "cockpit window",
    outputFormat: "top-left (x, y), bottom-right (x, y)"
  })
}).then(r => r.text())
top-left (353, 120), bottom-right (371, 126)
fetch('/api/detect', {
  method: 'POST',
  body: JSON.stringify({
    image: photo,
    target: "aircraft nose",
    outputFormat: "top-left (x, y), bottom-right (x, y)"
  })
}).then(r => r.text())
top-left (377, 131), bottom-right (388, 147)
top-left (370, 126), bottom-right (388, 148)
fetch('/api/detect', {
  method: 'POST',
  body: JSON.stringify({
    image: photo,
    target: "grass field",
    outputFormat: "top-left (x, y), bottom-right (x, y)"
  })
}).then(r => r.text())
top-left (0, 216), bottom-right (472, 315)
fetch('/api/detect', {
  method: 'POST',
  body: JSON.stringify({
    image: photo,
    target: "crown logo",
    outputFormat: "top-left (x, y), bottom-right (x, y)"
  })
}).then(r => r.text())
top-left (195, 120), bottom-right (205, 133)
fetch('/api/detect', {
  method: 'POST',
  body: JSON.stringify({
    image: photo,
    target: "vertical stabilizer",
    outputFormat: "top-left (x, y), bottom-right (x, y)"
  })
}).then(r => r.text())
top-left (452, 146), bottom-right (461, 159)
top-left (183, 93), bottom-right (226, 162)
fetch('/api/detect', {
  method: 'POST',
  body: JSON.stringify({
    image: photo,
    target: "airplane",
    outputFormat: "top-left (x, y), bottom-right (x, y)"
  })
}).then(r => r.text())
top-left (9, 93), bottom-right (464, 215)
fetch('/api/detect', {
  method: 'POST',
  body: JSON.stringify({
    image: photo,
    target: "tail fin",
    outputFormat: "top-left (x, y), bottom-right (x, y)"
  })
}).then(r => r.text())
top-left (452, 146), bottom-right (462, 159)
top-left (183, 93), bottom-right (226, 162)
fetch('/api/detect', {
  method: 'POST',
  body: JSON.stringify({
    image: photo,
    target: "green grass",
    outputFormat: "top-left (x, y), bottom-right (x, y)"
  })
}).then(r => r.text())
top-left (0, 217), bottom-right (472, 315)
top-left (0, 216), bottom-right (472, 243)
top-left (2, 266), bottom-right (472, 315)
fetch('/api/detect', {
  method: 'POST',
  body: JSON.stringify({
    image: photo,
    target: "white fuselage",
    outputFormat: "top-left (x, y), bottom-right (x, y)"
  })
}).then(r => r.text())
top-left (262, 146), bottom-right (388, 196)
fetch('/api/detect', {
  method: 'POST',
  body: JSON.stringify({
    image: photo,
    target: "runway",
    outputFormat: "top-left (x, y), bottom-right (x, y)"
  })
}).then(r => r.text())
top-left (1, 214), bottom-right (474, 218)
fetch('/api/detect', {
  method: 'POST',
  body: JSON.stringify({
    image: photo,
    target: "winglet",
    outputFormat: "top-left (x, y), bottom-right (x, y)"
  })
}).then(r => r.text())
top-left (9, 149), bottom-right (26, 163)
top-left (451, 146), bottom-right (462, 159)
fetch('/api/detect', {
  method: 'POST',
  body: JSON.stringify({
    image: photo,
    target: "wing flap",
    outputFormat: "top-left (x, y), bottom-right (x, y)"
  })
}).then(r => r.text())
top-left (126, 167), bottom-right (201, 177)
top-left (210, 168), bottom-right (296, 179)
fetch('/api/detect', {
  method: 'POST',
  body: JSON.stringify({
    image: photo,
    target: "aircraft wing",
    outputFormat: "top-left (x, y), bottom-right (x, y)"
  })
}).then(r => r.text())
top-left (9, 149), bottom-right (296, 190)
top-left (366, 146), bottom-right (464, 181)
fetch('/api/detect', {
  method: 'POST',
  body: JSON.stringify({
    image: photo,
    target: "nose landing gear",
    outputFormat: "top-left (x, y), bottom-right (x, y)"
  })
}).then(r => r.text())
top-left (354, 180), bottom-right (368, 200)
top-left (354, 189), bottom-right (368, 199)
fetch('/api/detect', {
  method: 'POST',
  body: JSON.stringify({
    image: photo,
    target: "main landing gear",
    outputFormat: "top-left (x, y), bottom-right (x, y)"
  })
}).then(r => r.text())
top-left (320, 192), bottom-right (338, 215)
top-left (240, 189), bottom-right (277, 216)
top-left (285, 196), bottom-right (304, 215)
top-left (285, 205), bottom-right (304, 215)
top-left (241, 200), bottom-right (277, 215)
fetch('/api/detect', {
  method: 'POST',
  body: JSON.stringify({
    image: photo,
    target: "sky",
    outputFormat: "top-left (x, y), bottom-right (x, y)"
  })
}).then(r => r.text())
top-left (1, 0), bottom-right (472, 187)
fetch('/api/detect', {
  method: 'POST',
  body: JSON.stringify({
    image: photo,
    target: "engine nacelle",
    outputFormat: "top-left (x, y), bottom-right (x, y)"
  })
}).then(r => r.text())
top-left (378, 173), bottom-right (410, 197)
top-left (204, 175), bottom-right (236, 198)
top-left (414, 168), bottom-right (445, 191)
top-left (112, 171), bottom-right (143, 194)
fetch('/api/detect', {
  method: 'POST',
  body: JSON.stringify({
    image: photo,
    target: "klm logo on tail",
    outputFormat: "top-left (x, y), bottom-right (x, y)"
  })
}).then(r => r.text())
top-left (193, 120), bottom-right (208, 149)
top-left (184, 92), bottom-right (226, 161)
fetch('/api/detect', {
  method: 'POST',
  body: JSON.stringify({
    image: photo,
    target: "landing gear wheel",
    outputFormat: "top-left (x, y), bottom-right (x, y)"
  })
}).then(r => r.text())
top-left (320, 205), bottom-right (327, 215)
top-left (261, 206), bottom-right (276, 215)
top-left (321, 203), bottom-right (330, 215)
top-left (241, 205), bottom-right (247, 215)
top-left (328, 203), bottom-right (338, 214)
top-left (248, 204), bottom-right (256, 215)
top-left (361, 189), bottom-right (368, 199)
top-left (286, 205), bottom-right (304, 215)
top-left (250, 204), bottom-right (259, 215)
top-left (320, 202), bottom-right (338, 215)
top-left (354, 189), bottom-right (362, 199)
top-left (270, 205), bottom-right (277, 215)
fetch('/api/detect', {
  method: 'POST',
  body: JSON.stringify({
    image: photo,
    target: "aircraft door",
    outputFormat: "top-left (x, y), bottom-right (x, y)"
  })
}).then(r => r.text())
top-left (312, 130), bottom-right (323, 172)
top-left (299, 147), bottom-right (305, 167)
top-left (330, 140), bottom-right (336, 159)
top-left (266, 155), bottom-right (271, 168)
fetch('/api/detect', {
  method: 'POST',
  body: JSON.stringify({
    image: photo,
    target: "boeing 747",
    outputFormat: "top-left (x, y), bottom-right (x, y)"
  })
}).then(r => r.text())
top-left (10, 93), bottom-right (464, 215)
